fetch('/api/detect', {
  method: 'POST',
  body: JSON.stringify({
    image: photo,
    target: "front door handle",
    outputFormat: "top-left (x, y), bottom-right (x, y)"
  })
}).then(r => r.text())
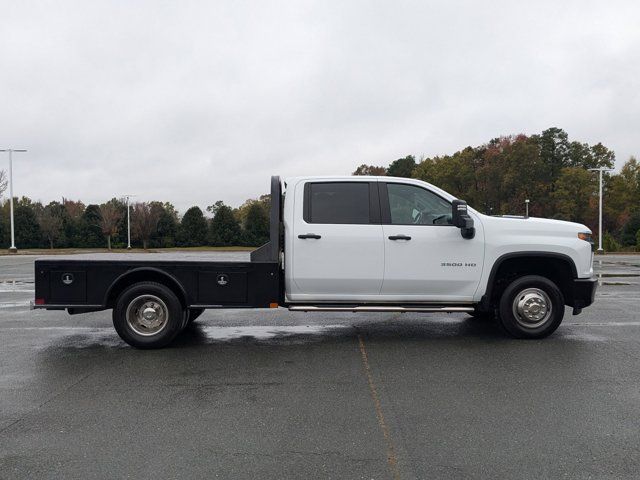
top-left (298, 233), bottom-right (321, 239)
top-left (388, 235), bottom-right (411, 241)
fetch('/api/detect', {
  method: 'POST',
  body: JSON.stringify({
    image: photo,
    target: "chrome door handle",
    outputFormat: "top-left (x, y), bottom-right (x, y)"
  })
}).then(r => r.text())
top-left (298, 233), bottom-right (321, 239)
top-left (388, 235), bottom-right (411, 240)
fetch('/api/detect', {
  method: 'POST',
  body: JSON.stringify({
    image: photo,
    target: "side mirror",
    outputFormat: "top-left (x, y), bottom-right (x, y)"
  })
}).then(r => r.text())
top-left (452, 200), bottom-right (475, 239)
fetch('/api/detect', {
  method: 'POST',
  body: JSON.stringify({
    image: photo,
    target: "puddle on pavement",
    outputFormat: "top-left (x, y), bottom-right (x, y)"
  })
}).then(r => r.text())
top-left (5, 324), bottom-right (355, 349)
top-left (201, 324), bottom-right (351, 341)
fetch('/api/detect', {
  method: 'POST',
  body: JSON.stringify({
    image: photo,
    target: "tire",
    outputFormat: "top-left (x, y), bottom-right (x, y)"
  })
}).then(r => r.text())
top-left (180, 310), bottom-right (189, 330)
top-left (113, 281), bottom-right (185, 349)
top-left (187, 308), bottom-right (205, 325)
top-left (498, 275), bottom-right (564, 339)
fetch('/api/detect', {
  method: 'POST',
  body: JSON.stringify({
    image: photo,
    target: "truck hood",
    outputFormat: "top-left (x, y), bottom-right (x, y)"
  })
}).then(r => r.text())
top-left (477, 214), bottom-right (591, 235)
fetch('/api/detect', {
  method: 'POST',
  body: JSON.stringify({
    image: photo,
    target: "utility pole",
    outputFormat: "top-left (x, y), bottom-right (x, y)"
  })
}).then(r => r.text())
top-left (0, 149), bottom-right (27, 253)
top-left (589, 167), bottom-right (614, 252)
top-left (123, 194), bottom-right (136, 249)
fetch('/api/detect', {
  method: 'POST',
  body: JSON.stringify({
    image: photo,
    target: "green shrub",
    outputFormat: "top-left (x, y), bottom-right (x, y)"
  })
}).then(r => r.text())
top-left (621, 213), bottom-right (640, 246)
top-left (602, 231), bottom-right (621, 252)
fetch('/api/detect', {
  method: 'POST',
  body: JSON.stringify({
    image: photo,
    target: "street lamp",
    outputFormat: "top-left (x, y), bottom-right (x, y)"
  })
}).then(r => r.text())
top-left (525, 199), bottom-right (530, 218)
top-left (122, 194), bottom-right (136, 249)
top-left (0, 149), bottom-right (27, 253)
top-left (589, 167), bottom-right (614, 252)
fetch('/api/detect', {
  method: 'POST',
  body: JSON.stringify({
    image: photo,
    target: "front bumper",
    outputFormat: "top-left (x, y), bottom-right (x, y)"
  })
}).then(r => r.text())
top-left (572, 276), bottom-right (598, 309)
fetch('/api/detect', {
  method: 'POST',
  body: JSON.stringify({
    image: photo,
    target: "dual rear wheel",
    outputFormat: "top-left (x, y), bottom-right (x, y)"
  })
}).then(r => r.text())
top-left (113, 282), bottom-right (203, 349)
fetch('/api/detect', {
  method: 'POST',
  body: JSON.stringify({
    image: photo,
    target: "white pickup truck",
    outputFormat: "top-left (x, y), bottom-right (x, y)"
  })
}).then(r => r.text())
top-left (33, 175), bottom-right (597, 348)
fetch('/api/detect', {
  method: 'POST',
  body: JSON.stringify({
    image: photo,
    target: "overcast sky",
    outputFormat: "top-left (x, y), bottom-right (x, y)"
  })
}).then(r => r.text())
top-left (1, 0), bottom-right (638, 214)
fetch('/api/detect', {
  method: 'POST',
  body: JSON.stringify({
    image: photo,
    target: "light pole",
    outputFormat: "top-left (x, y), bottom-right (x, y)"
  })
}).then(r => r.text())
top-left (123, 194), bottom-right (136, 249)
top-left (589, 167), bottom-right (614, 252)
top-left (525, 199), bottom-right (530, 218)
top-left (0, 149), bottom-right (27, 253)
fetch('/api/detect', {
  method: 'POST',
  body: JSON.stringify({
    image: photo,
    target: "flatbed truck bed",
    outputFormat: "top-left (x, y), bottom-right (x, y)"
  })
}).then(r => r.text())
top-left (34, 251), bottom-right (280, 314)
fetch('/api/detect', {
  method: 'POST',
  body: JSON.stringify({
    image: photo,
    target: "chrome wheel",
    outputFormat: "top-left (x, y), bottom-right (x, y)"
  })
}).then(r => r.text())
top-left (511, 287), bottom-right (552, 329)
top-left (125, 294), bottom-right (169, 336)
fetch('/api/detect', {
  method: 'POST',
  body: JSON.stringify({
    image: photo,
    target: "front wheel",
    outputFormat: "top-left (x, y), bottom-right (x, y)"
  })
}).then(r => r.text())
top-left (113, 282), bottom-right (185, 348)
top-left (498, 275), bottom-right (564, 339)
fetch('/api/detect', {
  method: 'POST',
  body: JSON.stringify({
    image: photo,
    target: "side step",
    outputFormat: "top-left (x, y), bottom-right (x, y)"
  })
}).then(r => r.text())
top-left (288, 305), bottom-right (474, 313)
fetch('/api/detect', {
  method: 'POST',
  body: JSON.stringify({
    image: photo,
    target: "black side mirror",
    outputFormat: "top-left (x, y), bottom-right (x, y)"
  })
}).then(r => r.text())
top-left (452, 200), bottom-right (475, 239)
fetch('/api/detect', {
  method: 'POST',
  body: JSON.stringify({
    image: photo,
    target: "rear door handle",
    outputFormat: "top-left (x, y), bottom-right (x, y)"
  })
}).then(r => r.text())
top-left (298, 233), bottom-right (321, 239)
top-left (388, 235), bottom-right (411, 241)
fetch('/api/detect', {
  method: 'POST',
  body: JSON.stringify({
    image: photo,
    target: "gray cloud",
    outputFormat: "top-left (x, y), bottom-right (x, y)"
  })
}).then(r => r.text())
top-left (1, 0), bottom-right (638, 214)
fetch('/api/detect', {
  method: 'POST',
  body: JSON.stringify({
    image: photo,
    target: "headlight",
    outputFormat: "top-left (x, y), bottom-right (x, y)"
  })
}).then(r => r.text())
top-left (578, 232), bottom-right (593, 243)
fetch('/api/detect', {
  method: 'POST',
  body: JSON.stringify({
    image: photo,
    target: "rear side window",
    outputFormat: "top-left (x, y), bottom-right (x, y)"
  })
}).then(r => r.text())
top-left (304, 182), bottom-right (370, 224)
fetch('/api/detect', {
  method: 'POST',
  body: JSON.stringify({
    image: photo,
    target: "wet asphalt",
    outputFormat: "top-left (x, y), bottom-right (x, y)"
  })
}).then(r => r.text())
top-left (1, 254), bottom-right (640, 479)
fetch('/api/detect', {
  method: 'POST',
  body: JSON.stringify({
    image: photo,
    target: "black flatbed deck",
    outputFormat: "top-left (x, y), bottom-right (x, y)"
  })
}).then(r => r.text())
top-left (34, 177), bottom-right (284, 313)
top-left (34, 252), bottom-right (280, 311)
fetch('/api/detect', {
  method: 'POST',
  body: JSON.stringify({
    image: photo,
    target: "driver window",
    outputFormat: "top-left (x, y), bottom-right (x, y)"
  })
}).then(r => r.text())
top-left (387, 183), bottom-right (452, 225)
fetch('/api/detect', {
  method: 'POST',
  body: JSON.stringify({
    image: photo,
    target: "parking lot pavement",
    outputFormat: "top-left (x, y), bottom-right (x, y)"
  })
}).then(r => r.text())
top-left (1, 254), bottom-right (640, 479)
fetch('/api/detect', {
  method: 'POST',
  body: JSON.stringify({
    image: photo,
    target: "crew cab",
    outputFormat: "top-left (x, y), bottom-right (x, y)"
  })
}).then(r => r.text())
top-left (32, 176), bottom-right (597, 348)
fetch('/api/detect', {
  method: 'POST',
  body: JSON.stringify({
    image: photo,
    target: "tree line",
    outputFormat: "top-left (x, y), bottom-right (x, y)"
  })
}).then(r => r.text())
top-left (1, 126), bottom-right (638, 251)
top-left (354, 127), bottom-right (640, 251)
top-left (0, 190), bottom-right (271, 250)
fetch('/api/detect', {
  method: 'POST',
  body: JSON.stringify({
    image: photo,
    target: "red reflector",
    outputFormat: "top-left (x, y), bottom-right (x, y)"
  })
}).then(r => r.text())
top-left (35, 298), bottom-right (45, 305)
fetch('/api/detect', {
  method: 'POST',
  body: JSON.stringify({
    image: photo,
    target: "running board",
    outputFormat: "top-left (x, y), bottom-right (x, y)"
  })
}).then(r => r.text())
top-left (288, 306), bottom-right (474, 313)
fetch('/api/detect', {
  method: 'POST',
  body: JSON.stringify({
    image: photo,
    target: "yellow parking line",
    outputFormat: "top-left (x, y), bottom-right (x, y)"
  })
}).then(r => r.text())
top-left (358, 335), bottom-right (400, 480)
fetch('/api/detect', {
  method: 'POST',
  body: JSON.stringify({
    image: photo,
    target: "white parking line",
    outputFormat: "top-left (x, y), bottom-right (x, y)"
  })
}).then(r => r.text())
top-left (0, 303), bottom-right (31, 308)
top-left (566, 322), bottom-right (640, 326)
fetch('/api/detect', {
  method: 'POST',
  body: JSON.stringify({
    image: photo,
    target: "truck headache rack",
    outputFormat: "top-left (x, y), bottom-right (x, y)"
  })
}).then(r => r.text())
top-left (250, 175), bottom-right (282, 263)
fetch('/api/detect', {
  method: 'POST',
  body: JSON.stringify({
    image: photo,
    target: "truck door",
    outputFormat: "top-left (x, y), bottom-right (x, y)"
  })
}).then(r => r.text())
top-left (288, 180), bottom-right (384, 301)
top-left (379, 182), bottom-right (484, 301)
